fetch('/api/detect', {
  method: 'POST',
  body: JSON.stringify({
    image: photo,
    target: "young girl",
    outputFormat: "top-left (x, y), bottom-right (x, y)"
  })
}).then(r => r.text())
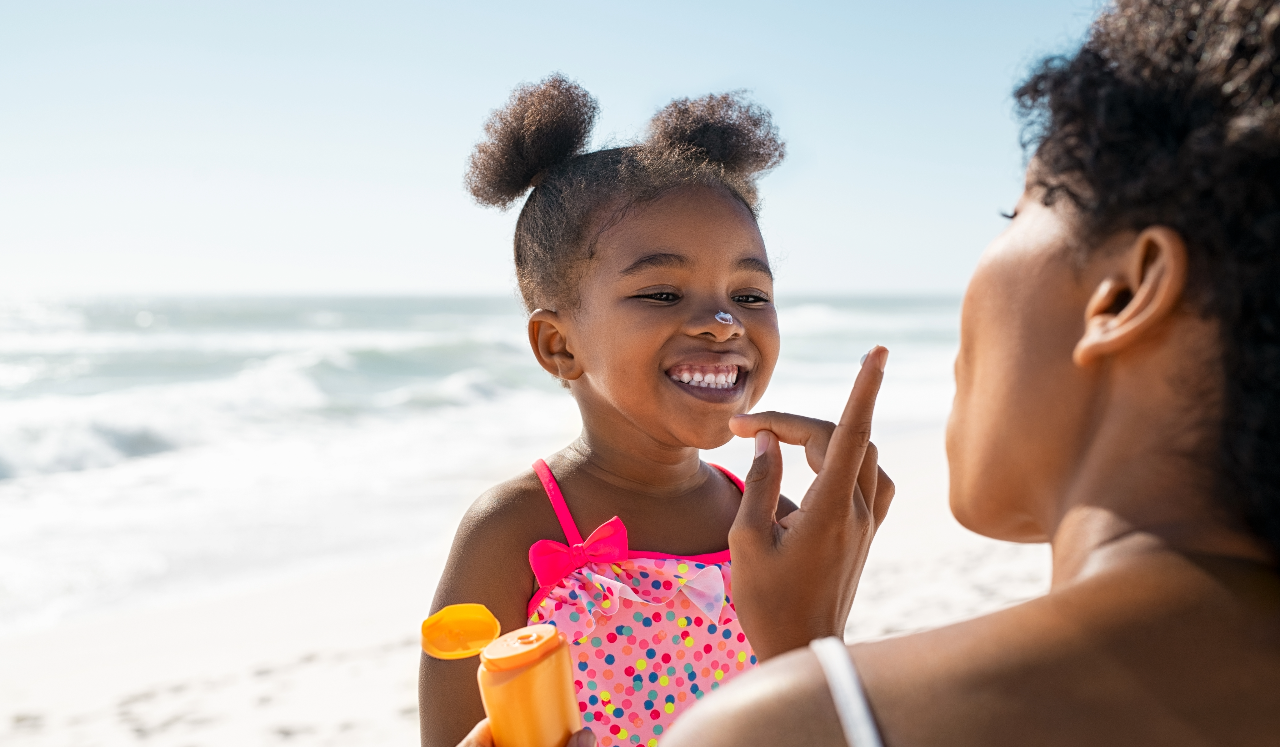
top-left (419, 75), bottom-right (795, 747)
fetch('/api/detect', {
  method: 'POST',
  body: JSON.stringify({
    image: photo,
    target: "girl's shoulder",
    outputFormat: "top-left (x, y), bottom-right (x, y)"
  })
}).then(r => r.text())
top-left (432, 469), bottom-right (572, 633)
top-left (454, 468), bottom-right (571, 553)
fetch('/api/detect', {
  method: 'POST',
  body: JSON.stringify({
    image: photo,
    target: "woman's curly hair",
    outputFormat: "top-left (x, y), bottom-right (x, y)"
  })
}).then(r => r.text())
top-left (465, 74), bottom-right (785, 313)
top-left (1017, 0), bottom-right (1280, 558)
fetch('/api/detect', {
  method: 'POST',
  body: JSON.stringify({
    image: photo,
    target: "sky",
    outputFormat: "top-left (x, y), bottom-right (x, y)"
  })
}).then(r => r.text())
top-left (0, 0), bottom-right (1103, 296)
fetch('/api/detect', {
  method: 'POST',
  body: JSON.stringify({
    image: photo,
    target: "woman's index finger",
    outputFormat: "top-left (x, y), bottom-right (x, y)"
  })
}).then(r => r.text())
top-left (808, 347), bottom-right (888, 510)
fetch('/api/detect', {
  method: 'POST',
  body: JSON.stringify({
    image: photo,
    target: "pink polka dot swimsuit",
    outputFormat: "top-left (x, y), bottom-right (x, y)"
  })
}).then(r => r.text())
top-left (525, 460), bottom-right (759, 747)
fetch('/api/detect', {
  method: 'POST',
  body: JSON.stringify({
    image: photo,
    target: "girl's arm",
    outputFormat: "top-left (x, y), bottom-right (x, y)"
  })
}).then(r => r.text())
top-left (419, 483), bottom-right (546, 747)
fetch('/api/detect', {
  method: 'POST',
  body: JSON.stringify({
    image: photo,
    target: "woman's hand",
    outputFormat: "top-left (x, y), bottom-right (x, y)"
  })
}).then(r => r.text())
top-left (456, 720), bottom-right (596, 747)
top-left (727, 346), bottom-right (894, 661)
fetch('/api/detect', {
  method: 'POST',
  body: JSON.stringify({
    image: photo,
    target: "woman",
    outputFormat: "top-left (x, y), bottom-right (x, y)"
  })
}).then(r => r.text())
top-left (668, 1), bottom-right (1280, 744)
top-left (458, 0), bottom-right (1280, 744)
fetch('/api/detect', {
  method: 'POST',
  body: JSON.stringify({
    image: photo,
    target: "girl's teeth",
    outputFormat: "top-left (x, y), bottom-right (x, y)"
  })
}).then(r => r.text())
top-left (666, 365), bottom-right (741, 390)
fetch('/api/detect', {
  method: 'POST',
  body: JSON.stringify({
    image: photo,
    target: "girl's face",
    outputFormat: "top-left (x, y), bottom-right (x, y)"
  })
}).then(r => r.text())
top-left (563, 185), bottom-right (780, 450)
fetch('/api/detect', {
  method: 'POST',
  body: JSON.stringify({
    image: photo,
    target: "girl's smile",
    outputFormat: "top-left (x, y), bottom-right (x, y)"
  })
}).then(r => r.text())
top-left (667, 365), bottom-right (749, 405)
top-left (668, 363), bottom-right (740, 389)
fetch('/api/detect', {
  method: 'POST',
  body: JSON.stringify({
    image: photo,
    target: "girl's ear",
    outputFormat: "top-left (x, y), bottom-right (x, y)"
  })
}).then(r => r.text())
top-left (528, 309), bottom-right (583, 381)
top-left (1073, 226), bottom-right (1189, 367)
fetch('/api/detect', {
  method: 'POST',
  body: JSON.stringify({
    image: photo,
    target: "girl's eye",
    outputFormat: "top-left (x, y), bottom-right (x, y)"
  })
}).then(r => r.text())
top-left (635, 291), bottom-right (680, 303)
top-left (1000, 209), bottom-right (1019, 220)
top-left (732, 293), bottom-right (770, 306)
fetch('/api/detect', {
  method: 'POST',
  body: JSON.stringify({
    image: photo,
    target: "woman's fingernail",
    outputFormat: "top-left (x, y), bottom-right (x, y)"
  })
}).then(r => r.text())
top-left (754, 432), bottom-right (769, 457)
top-left (860, 351), bottom-right (870, 366)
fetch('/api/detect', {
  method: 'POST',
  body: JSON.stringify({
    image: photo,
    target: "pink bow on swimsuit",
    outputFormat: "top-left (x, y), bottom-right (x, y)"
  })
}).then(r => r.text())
top-left (528, 516), bottom-right (629, 588)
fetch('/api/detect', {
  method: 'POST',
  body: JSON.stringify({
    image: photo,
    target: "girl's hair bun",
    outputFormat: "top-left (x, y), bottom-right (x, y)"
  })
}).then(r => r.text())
top-left (646, 92), bottom-right (785, 176)
top-left (466, 74), bottom-right (599, 208)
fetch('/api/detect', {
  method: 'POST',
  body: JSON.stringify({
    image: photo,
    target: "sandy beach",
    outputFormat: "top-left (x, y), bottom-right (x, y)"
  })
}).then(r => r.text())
top-left (0, 425), bottom-right (1050, 747)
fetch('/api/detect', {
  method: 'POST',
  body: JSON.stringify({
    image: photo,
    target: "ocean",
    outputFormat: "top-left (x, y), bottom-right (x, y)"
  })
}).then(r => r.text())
top-left (0, 295), bottom-right (960, 635)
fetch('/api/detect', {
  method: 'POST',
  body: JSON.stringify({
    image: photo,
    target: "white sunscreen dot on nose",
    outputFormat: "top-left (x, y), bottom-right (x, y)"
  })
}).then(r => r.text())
top-left (715, 312), bottom-right (734, 324)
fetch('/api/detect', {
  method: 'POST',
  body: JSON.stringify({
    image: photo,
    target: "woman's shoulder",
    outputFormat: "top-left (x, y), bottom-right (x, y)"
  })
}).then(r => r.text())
top-left (852, 559), bottom-right (1280, 746)
top-left (847, 599), bottom-right (1093, 745)
top-left (668, 561), bottom-right (1280, 747)
top-left (664, 606), bottom-right (1069, 747)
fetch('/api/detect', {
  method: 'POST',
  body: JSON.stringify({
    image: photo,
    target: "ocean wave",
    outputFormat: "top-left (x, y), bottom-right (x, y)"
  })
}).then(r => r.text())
top-left (372, 369), bottom-right (516, 408)
top-left (0, 295), bottom-right (962, 631)
top-left (0, 354), bottom-right (324, 479)
top-left (0, 347), bottom-right (548, 480)
top-left (0, 327), bottom-right (528, 356)
top-left (0, 298), bottom-right (88, 333)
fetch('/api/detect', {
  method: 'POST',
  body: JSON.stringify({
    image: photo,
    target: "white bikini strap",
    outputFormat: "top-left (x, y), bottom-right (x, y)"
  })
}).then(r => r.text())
top-left (810, 637), bottom-right (884, 747)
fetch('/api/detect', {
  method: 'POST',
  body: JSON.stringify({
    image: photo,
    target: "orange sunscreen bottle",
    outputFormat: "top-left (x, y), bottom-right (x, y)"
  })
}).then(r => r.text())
top-left (422, 604), bottom-right (582, 747)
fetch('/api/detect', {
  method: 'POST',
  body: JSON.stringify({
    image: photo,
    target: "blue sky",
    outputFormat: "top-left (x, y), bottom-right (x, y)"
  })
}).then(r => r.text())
top-left (0, 1), bottom-right (1101, 296)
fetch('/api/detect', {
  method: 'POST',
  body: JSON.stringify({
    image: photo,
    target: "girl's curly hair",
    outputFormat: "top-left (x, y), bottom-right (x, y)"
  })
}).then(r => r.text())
top-left (465, 74), bottom-right (785, 313)
top-left (1017, 0), bottom-right (1280, 558)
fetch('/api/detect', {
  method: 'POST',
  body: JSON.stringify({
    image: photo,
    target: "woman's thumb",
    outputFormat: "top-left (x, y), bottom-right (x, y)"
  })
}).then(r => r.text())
top-left (732, 431), bottom-right (783, 544)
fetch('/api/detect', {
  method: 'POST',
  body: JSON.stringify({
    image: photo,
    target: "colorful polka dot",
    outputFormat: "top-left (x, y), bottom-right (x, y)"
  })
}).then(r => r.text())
top-left (529, 554), bottom-right (756, 744)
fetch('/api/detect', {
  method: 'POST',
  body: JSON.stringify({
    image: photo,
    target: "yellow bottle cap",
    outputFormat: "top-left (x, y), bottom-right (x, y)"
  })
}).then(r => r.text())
top-left (421, 603), bottom-right (502, 660)
top-left (480, 624), bottom-right (562, 672)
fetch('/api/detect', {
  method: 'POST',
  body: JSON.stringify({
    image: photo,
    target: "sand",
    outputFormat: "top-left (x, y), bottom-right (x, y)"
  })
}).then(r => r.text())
top-left (0, 426), bottom-right (1050, 746)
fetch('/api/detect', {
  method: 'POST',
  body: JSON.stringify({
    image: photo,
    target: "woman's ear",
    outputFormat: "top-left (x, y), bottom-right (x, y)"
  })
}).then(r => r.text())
top-left (528, 309), bottom-right (583, 381)
top-left (1073, 226), bottom-right (1189, 366)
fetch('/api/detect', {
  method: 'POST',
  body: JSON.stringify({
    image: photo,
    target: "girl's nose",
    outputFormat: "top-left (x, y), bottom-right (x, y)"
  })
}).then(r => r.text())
top-left (688, 308), bottom-right (743, 342)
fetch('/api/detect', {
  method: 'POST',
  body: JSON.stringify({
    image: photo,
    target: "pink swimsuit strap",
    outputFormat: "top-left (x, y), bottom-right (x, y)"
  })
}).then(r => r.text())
top-left (531, 459), bottom-right (740, 565)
